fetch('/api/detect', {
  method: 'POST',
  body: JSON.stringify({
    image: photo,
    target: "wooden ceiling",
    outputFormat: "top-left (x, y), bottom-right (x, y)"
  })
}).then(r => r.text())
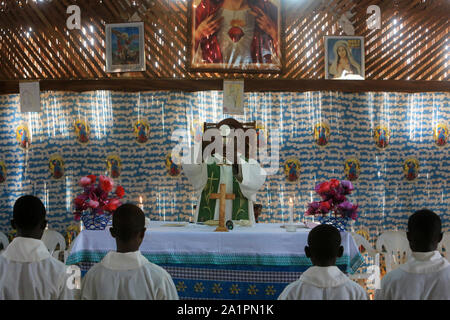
top-left (0, 0), bottom-right (448, 92)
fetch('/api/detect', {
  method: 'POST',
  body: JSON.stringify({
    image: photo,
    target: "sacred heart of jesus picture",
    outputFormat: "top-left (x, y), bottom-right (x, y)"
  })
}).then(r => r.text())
top-left (189, 0), bottom-right (282, 72)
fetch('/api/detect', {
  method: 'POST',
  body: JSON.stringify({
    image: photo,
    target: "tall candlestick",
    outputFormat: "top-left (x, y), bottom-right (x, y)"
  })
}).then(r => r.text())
top-left (289, 197), bottom-right (294, 225)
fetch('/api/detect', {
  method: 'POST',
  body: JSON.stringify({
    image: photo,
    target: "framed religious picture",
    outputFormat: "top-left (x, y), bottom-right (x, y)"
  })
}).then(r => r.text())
top-left (324, 36), bottom-right (365, 80)
top-left (49, 154), bottom-right (65, 180)
top-left (19, 82), bottom-right (41, 112)
top-left (223, 80), bottom-right (244, 115)
top-left (0, 160), bottom-right (6, 184)
top-left (188, 0), bottom-right (282, 72)
top-left (105, 22), bottom-right (146, 73)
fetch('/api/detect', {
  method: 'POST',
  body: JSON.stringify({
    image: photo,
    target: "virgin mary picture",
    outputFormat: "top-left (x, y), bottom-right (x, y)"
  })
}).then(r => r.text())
top-left (16, 124), bottom-right (31, 150)
top-left (49, 155), bottom-right (64, 180)
top-left (190, 0), bottom-right (282, 71)
top-left (0, 161), bottom-right (6, 184)
top-left (325, 36), bottom-right (365, 80)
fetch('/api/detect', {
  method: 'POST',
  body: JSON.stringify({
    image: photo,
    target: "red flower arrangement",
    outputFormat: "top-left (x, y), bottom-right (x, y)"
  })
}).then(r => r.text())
top-left (305, 179), bottom-right (358, 220)
top-left (73, 175), bottom-right (125, 221)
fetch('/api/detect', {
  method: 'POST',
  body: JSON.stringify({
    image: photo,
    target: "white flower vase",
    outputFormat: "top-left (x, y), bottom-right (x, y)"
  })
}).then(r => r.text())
top-left (318, 215), bottom-right (349, 232)
top-left (81, 210), bottom-right (111, 230)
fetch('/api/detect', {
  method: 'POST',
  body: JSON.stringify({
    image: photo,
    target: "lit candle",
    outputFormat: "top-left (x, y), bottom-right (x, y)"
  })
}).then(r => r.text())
top-left (44, 182), bottom-right (48, 208)
top-left (289, 197), bottom-right (294, 225)
top-left (24, 143), bottom-right (29, 180)
top-left (138, 196), bottom-right (144, 211)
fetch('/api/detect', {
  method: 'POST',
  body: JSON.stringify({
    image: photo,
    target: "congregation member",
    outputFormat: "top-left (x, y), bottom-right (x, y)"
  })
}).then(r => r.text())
top-left (375, 209), bottom-right (450, 300)
top-left (80, 203), bottom-right (179, 300)
top-left (0, 195), bottom-right (74, 300)
top-left (278, 224), bottom-right (368, 300)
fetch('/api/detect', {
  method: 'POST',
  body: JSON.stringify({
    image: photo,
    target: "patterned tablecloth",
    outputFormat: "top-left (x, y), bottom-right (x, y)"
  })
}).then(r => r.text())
top-left (66, 221), bottom-right (364, 300)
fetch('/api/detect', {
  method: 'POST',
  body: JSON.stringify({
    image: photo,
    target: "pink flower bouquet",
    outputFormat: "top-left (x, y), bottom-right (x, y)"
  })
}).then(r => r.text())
top-left (305, 179), bottom-right (358, 221)
top-left (73, 175), bottom-right (125, 228)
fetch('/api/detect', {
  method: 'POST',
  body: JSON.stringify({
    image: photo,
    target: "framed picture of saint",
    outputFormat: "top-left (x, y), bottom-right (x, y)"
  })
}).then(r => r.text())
top-left (106, 22), bottom-right (146, 73)
top-left (325, 36), bottom-right (365, 80)
top-left (189, 0), bottom-right (282, 72)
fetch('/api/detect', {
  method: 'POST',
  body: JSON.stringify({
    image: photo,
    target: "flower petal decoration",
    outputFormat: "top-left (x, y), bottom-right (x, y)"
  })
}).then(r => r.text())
top-left (87, 199), bottom-right (99, 209)
top-left (74, 194), bottom-right (88, 211)
top-left (319, 200), bottom-right (331, 213)
top-left (115, 186), bottom-right (125, 199)
top-left (336, 200), bottom-right (359, 220)
top-left (317, 181), bottom-right (331, 194)
top-left (340, 180), bottom-right (354, 194)
top-left (73, 174), bottom-right (125, 223)
top-left (330, 179), bottom-right (340, 189)
top-left (305, 201), bottom-right (321, 216)
top-left (79, 176), bottom-right (92, 187)
top-left (104, 198), bottom-right (121, 213)
top-left (99, 175), bottom-right (114, 193)
top-left (305, 179), bottom-right (358, 221)
top-left (87, 175), bottom-right (97, 184)
top-left (349, 205), bottom-right (359, 220)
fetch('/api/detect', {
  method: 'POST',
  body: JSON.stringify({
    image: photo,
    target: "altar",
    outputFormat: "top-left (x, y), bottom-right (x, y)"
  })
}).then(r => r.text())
top-left (67, 221), bottom-right (364, 300)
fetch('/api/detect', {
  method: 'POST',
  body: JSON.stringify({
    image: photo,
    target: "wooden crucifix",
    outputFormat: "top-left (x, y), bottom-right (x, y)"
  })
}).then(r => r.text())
top-left (210, 183), bottom-right (235, 232)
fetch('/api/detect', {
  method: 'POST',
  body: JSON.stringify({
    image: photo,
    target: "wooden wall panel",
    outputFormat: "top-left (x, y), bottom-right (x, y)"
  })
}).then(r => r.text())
top-left (0, 0), bottom-right (448, 83)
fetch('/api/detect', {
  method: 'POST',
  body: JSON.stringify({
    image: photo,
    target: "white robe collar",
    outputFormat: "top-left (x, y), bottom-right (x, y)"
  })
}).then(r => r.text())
top-left (100, 251), bottom-right (150, 271)
top-left (399, 251), bottom-right (449, 274)
top-left (2, 237), bottom-right (51, 263)
top-left (300, 266), bottom-right (349, 288)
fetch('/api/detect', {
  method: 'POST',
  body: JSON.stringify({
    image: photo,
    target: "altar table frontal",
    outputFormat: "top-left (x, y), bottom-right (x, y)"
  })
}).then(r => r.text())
top-left (67, 222), bottom-right (364, 300)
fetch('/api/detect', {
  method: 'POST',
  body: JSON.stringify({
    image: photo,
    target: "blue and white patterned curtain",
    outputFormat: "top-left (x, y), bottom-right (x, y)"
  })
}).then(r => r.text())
top-left (0, 91), bottom-right (448, 241)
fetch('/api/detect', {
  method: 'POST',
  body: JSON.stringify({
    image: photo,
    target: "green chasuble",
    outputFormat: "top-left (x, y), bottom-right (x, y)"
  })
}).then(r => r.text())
top-left (197, 162), bottom-right (249, 222)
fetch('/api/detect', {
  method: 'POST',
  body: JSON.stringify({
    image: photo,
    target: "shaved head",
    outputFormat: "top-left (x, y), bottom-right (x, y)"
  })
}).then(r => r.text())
top-left (112, 204), bottom-right (145, 242)
top-left (306, 224), bottom-right (343, 265)
top-left (407, 209), bottom-right (442, 252)
top-left (13, 195), bottom-right (46, 231)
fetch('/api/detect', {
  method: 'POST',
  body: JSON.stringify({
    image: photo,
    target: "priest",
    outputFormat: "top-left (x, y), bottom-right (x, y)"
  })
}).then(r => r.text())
top-left (183, 119), bottom-right (266, 225)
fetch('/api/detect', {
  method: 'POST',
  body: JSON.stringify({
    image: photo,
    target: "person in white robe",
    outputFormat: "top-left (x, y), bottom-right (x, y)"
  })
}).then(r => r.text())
top-left (183, 152), bottom-right (266, 225)
top-left (0, 195), bottom-right (74, 300)
top-left (183, 119), bottom-right (266, 225)
top-left (80, 204), bottom-right (179, 300)
top-left (375, 209), bottom-right (450, 300)
top-left (278, 224), bottom-right (368, 300)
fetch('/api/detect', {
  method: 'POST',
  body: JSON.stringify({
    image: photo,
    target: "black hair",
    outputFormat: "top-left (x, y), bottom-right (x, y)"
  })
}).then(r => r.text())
top-left (13, 195), bottom-right (46, 231)
top-left (307, 224), bottom-right (342, 262)
top-left (112, 203), bottom-right (145, 242)
top-left (408, 209), bottom-right (442, 244)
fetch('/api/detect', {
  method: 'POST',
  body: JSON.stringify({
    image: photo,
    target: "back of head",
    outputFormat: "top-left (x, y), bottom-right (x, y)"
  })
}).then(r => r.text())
top-left (112, 203), bottom-right (145, 242)
top-left (254, 204), bottom-right (262, 211)
top-left (307, 224), bottom-right (342, 265)
top-left (13, 195), bottom-right (46, 232)
top-left (217, 118), bottom-right (244, 130)
top-left (407, 209), bottom-right (442, 251)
